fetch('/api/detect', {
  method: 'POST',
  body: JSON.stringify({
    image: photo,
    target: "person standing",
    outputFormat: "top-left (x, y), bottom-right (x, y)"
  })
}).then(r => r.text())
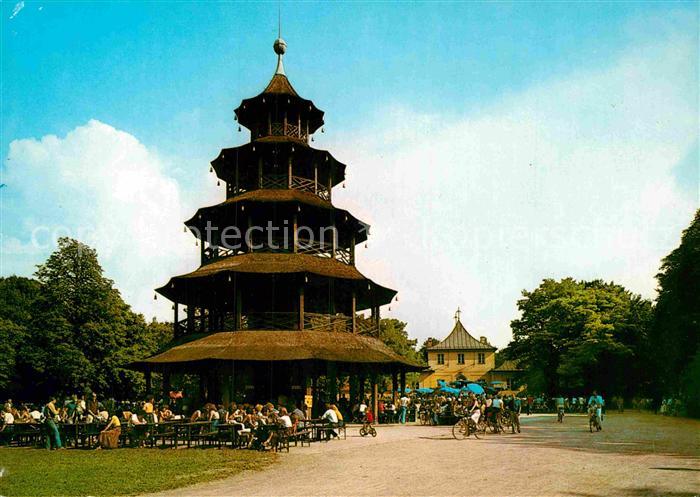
top-left (43, 397), bottom-right (63, 450)
top-left (399, 394), bottom-right (410, 424)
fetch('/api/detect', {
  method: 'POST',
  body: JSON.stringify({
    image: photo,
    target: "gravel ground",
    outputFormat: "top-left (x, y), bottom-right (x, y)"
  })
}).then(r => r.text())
top-left (147, 412), bottom-right (700, 497)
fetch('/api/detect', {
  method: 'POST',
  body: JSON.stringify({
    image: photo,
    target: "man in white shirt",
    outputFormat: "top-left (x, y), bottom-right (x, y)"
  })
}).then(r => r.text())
top-left (321, 403), bottom-right (339, 439)
top-left (278, 408), bottom-right (293, 429)
top-left (399, 395), bottom-right (410, 424)
top-left (2, 408), bottom-right (14, 426)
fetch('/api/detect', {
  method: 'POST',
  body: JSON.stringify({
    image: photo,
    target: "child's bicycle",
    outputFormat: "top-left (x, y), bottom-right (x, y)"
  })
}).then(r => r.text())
top-left (359, 423), bottom-right (377, 437)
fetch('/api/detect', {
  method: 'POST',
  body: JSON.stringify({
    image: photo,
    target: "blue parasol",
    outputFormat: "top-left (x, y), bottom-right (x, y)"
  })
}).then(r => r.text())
top-left (463, 383), bottom-right (485, 395)
top-left (416, 387), bottom-right (434, 394)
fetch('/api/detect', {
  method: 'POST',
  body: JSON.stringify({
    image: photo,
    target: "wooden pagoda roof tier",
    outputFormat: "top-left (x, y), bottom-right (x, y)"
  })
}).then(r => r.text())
top-left (155, 253), bottom-right (396, 309)
top-left (130, 330), bottom-right (424, 371)
top-left (184, 189), bottom-right (369, 245)
top-left (211, 142), bottom-right (346, 187)
top-left (235, 74), bottom-right (324, 134)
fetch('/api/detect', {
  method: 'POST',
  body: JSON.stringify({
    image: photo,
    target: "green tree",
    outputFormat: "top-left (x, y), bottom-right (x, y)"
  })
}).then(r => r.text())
top-left (418, 337), bottom-right (440, 363)
top-left (379, 318), bottom-right (422, 364)
top-left (505, 278), bottom-right (652, 397)
top-left (651, 210), bottom-right (700, 415)
top-left (0, 238), bottom-right (172, 400)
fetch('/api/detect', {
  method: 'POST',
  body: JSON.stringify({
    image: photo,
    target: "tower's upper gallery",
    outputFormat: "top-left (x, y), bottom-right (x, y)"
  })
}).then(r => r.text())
top-left (234, 37), bottom-right (324, 141)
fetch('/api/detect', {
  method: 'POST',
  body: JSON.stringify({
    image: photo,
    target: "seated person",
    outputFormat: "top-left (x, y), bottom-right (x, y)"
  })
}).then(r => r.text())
top-left (97, 414), bottom-right (121, 449)
top-left (321, 403), bottom-right (339, 439)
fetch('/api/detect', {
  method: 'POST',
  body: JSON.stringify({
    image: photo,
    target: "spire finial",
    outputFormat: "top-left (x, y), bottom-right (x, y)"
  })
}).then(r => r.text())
top-left (272, 2), bottom-right (286, 75)
top-left (454, 307), bottom-right (461, 322)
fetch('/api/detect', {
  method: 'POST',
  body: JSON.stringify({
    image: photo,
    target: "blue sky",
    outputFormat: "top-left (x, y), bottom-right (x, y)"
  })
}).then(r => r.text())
top-left (2, 1), bottom-right (698, 346)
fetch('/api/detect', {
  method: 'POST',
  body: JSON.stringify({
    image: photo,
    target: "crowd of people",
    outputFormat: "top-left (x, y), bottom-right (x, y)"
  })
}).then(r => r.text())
top-left (0, 394), bottom-right (350, 451)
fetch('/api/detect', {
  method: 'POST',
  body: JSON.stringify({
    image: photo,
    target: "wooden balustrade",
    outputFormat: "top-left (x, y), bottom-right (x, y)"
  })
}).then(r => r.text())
top-left (202, 237), bottom-right (352, 265)
top-left (175, 311), bottom-right (378, 335)
top-left (268, 122), bottom-right (308, 142)
top-left (228, 174), bottom-right (329, 202)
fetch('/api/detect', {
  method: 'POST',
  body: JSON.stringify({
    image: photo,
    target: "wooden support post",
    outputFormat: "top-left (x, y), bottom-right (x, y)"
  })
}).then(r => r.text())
top-left (392, 370), bottom-right (398, 407)
top-left (372, 376), bottom-right (379, 424)
top-left (297, 114), bottom-right (301, 138)
top-left (173, 302), bottom-right (179, 338)
top-left (145, 369), bottom-right (152, 395)
top-left (331, 222), bottom-right (337, 260)
top-left (293, 213), bottom-right (298, 253)
top-left (268, 112), bottom-right (272, 135)
top-left (350, 233), bottom-right (356, 264)
top-left (162, 371), bottom-right (171, 403)
top-left (327, 361), bottom-right (338, 404)
top-left (359, 373), bottom-right (366, 407)
top-left (328, 170), bottom-right (333, 202)
top-left (288, 156), bottom-right (293, 188)
top-left (351, 290), bottom-right (357, 333)
top-left (400, 369), bottom-right (406, 396)
top-left (313, 164), bottom-right (318, 194)
top-left (298, 282), bottom-right (305, 331)
top-left (375, 306), bottom-right (381, 338)
top-left (187, 305), bottom-right (195, 334)
top-left (235, 286), bottom-right (242, 330)
top-left (247, 214), bottom-right (253, 252)
top-left (258, 157), bottom-right (263, 189)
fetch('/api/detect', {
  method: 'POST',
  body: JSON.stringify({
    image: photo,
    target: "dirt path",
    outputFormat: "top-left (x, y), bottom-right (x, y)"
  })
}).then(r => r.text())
top-left (147, 413), bottom-right (700, 497)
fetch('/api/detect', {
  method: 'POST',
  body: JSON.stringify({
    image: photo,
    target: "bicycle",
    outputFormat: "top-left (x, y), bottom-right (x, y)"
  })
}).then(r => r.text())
top-left (452, 415), bottom-right (479, 440)
top-left (359, 423), bottom-right (377, 437)
top-left (588, 407), bottom-right (602, 432)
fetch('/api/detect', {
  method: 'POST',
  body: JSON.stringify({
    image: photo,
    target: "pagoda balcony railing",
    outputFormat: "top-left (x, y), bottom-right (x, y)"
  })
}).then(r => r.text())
top-left (174, 311), bottom-right (379, 336)
top-left (256, 174), bottom-right (330, 201)
top-left (202, 238), bottom-right (353, 265)
top-left (268, 122), bottom-right (309, 143)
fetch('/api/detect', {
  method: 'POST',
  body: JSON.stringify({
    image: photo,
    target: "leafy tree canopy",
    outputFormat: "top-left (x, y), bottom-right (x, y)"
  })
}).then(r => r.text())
top-left (651, 209), bottom-right (700, 414)
top-left (504, 277), bottom-right (652, 397)
top-left (0, 238), bottom-right (171, 401)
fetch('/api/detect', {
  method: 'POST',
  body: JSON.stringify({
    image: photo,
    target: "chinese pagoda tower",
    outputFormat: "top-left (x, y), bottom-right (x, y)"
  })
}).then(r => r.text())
top-left (137, 37), bottom-right (420, 408)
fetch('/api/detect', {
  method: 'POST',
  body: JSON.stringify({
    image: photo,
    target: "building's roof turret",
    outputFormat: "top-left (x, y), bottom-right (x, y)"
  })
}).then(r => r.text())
top-left (428, 317), bottom-right (496, 351)
top-left (235, 37), bottom-right (324, 135)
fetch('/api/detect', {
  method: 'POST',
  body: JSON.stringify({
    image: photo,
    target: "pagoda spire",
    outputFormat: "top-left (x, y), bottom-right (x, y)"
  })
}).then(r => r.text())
top-left (273, 8), bottom-right (287, 77)
top-left (454, 307), bottom-right (462, 322)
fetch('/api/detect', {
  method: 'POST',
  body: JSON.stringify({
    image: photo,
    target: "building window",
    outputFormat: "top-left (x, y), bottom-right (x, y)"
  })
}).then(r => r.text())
top-left (437, 353), bottom-right (444, 365)
top-left (478, 353), bottom-right (485, 364)
top-left (457, 353), bottom-right (465, 364)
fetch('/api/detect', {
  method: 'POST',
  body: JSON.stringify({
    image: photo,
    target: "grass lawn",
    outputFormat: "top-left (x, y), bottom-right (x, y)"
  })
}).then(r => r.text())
top-left (0, 447), bottom-right (276, 497)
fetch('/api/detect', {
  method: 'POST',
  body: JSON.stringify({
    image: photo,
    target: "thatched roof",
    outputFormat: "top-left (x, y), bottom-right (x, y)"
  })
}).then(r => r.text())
top-left (211, 142), bottom-right (346, 187)
top-left (263, 74), bottom-right (298, 96)
top-left (234, 75), bottom-right (324, 134)
top-left (184, 253), bottom-right (365, 280)
top-left (184, 190), bottom-right (369, 245)
top-left (428, 319), bottom-right (496, 351)
top-left (155, 253), bottom-right (396, 309)
top-left (131, 330), bottom-right (424, 371)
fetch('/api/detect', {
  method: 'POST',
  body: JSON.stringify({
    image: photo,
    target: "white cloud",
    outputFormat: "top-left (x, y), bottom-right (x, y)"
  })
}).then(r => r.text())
top-left (3, 120), bottom-right (211, 319)
top-left (326, 12), bottom-right (698, 347)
